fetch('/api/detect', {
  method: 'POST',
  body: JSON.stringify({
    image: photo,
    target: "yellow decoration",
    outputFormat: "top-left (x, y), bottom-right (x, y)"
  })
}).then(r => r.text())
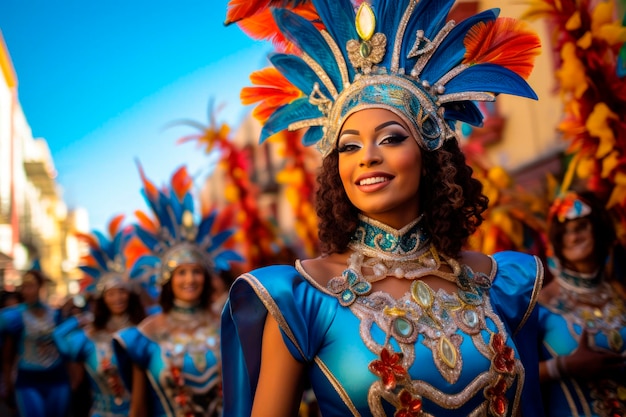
top-left (601, 151), bottom-right (619, 179)
top-left (576, 155), bottom-right (594, 179)
top-left (355, 3), bottom-right (376, 41)
top-left (556, 42), bottom-right (588, 99)
top-left (586, 102), bottom-right (617, 158)
top-left (607, 173), bottom-right (626, 208)
top-left (565, 11), bottom-right (581, 31)
top-left (383, 306), bottom-right (407, 317)
top-left (576, 31), bottom-right (592, 49)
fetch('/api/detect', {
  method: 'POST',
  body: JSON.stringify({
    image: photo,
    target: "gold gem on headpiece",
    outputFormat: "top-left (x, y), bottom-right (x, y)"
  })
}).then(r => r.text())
top-left (159, 243), bottom-right (211, 286)
top-left (347, 3), bottom-right (386, 75)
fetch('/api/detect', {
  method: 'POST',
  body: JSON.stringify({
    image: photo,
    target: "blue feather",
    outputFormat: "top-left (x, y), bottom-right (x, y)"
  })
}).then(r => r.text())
top-left (443, 101), bottom-right (484, 126)
top-left (196, 212), bottom-right (217, 245)
top-left (444, 64), bottom-right (538, 100)
top-left (310, 0), bottom-right (357, 79)
top-left (90, 248), bottom-right (108, 271)
top-left (209, 230), bottom-right (235, 253)
top-left (371, 0), bottom-right (411, 68)
top-left (129, 255), bottom-right (160, 279)
top-left (420, 9), bottom-right (498, 84)
top-left (134, 226), bottom-right (161, 252)
top-left (261, 98), bottom-right (323, 142)
top-left (269, 53), bottom-right (332, 97)
top-left (302, 126), bottom-right (324, 146)
top-left (273, 9), bottom-right (344, 91)
top-left (79, 266), bottom-right (102, 279)
top-left (401, 0), bottom-right (456, 68)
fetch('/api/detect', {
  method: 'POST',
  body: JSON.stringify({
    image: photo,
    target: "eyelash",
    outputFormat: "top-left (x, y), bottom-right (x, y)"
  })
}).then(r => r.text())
top-left (337, 134), bottom-right (409, 153)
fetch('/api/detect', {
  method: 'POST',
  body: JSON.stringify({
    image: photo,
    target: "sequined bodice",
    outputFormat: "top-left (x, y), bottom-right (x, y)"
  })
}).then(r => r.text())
top-left (313, 264), bottom-right (524, 416)
top-left (22, 307), bottom-right (61, 368)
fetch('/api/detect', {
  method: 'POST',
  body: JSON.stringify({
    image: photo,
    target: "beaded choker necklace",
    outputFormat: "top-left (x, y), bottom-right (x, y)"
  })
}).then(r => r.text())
top-left (347, 215), bottom-right (460, 282)
top-left (172, 299), bottom-right (200, 315)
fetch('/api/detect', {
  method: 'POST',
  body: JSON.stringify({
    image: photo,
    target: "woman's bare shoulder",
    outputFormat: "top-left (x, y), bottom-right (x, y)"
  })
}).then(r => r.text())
top-left (459, 250), bottom-right (494, 276)
top-left (299, 253), bottom-right (348, 287)
top-left (137, 313), bottom-right (163, 337)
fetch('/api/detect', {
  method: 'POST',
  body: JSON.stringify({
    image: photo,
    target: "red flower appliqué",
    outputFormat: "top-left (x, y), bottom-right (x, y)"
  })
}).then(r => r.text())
top-left (491, 333), bottom-right (516, 374)
top-left (395, 389), bottom-right (423, 417)
top-left (485, 376), bottom-right (509, 417)
top-left (369, 347), bottom-right (408, 390)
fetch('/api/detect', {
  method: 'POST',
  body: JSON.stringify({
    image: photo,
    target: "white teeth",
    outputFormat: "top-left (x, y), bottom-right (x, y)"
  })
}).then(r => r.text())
top-left (359, 176), bottom-right (388, 186)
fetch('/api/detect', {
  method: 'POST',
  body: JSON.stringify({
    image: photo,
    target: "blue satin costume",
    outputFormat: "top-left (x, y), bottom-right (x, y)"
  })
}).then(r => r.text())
top-left (52, 316), bottom-right (130, 417)
top-left (113, 316), bottom-right (222, 417)
top-left (222, 251), bottom-right (545, 416)
top-left (538, 286), bottom-right (626, 416)
top-left (0, 303), bottom-right (70, 417)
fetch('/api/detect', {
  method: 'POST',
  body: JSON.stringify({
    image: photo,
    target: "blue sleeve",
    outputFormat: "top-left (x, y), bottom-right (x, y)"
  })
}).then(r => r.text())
top-left (0, 305), bottom-right (25, 335)
top-left (491, 251), bottom-right (545, 417)
top-left (112, 326), bottom-right (152, 392)
top-left (221, 265), bottom-right (336, 417)
top-left (52, 317), bottom-right (88, 362)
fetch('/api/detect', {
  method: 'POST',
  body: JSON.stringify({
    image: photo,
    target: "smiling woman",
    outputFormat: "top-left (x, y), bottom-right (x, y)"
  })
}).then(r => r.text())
top-left (221, 0), bottom-right (546, 416)
top-left (112, 166), bottom-right (242, 417)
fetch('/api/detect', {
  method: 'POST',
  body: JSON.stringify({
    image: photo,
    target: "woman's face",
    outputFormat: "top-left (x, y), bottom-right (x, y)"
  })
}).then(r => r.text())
top-left (171, 263), bottom-right (205, 304)
top-left (337, 108), bottom-right (422, 228)
top-left (20, 280), bottom-right (40, 304)
top-left (561, 217), bottom-right (595, 267)
top-left (102, 287), bottom-right (130, 316)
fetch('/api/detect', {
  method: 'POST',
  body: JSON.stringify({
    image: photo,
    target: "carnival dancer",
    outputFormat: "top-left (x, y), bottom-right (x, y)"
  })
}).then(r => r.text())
top-left (52, 215), bottom-right (146, 417)
top-left (113, 166), bottom-right (242, 417)
top-left (538, 191), bottom-right (626, 416)
top-left (0, 269), bottom-right (70, 417)
top-left (221, 0), bottom-right (546, 416)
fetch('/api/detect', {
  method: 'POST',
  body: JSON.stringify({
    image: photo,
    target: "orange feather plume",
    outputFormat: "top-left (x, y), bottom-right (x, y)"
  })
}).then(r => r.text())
top-left (236, 4), bottom-right (321, 53)
top-left (136, 161), bottom-right (159, 201)
top-left (107, 214), bottom-right (125, 238)
top-left (225, 0), bottom-right (271, 25)
top-left (463, 17), bottom-right (541, 80)
top-left (171, 166), bottom-right (193, 202)
top-left (123, 236), bottom-right (151, 270)
top-left (241, 67), bottom-right (302, 123)
top-left (134, 210), bottom-right (158, 234)
top-left (74, 232), bottom-right (99, 249)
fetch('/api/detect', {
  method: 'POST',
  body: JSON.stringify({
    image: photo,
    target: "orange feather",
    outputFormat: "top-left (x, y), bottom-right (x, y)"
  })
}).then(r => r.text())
top-left (225, 0), bottom-right (271, 25)
top-left (74, 232), bottom-right (99, 249)
top-left (107, 214), bottom-right (125, 238)
top-left (171, 166), bottom-right (193, 202)
top-left (236, 4), bottom-right (321, 53)
top-left (134, 210), bottom-right (158, 234)
top-left (463, 17), bottom-right (541, 80)
top-left (136, 161), bottom-right (159, 201)
top-left (241, 68), bottom-right (302, 122)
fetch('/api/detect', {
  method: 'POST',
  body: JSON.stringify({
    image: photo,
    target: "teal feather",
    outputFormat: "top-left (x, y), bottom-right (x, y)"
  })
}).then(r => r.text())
top-left (420, 9), bottom-right (499, 83)
top-left (269, 53), bottom-right (333, 97)
top-left (444, 64), bottom-right (537, 100)
top-left (443, 102), bottom-right (484, 127)
top-left (302, 126), bottom-right (324, 146)
top-left (261, 97), bottom-right (322, 142)
top-left (272, 9), bottom-right (344, 91)
top-left (310, 0), bottom-right (357, 79)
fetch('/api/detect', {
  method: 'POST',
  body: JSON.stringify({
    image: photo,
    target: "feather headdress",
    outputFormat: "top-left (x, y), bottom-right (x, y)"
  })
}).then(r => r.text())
top-left (235, 0), bottom-right (541, 156)
top-left (128, 164), bottom-right (243, 293)
top-left (76, 215), bottom-right (135, 296)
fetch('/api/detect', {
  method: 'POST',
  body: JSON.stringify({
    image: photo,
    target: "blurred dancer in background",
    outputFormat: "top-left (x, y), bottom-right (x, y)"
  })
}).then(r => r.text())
top-left (53, 216), bottom-right (146, 417)
top-left (114, 166), bottom-right (242, 417)
top-left (538, 191), bottom-right (626, 416)
top-left (0, 269), bottom-right (70, 417)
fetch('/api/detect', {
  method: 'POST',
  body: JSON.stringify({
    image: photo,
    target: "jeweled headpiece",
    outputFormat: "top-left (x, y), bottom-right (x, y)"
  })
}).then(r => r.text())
top-left (548, 191), bottom-right (592, 224)
top-left (76, 215), bottom-right (134, 297)
top-left (239, 0), bottom-right (541, 156)
top-left (129, 165), bottom-right (243, 292)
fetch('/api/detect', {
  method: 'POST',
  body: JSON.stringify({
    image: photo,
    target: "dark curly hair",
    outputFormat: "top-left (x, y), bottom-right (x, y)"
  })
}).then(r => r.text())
top-left (93, 290), bottom-right (146, 331)
top-left (548, 191), bottom-right (616, 270)
top-left (316, 138), bottom-right (488, 259)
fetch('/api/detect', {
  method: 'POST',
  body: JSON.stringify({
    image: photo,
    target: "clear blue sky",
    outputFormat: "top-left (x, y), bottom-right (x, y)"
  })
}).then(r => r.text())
top-left (0, 0), bottom-right (270, 231)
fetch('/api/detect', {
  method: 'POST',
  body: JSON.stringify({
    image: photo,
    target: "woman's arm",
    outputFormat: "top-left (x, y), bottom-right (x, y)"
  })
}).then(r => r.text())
top-left (129, 364), bottom-right (148, 417)
top-left (251, 314), bottom-right (305, 417)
